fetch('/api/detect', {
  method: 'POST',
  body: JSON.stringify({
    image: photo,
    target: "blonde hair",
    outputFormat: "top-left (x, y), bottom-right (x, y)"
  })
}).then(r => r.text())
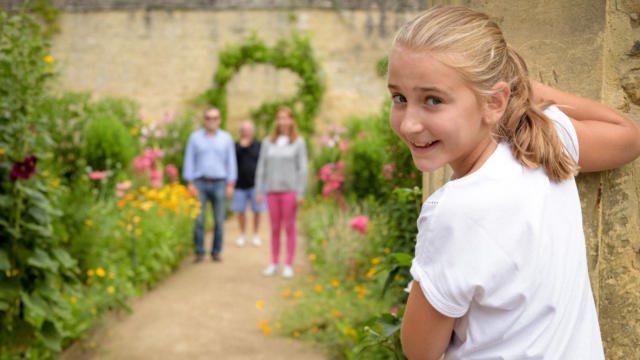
top-left (392, 6), bottom-right (578, 182)
top-left (270, 106), bottom-right (299, 144)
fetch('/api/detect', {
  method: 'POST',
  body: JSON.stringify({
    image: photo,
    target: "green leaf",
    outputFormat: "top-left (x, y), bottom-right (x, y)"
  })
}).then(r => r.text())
top-left (0, 300), bottom-right (8, 311)
top-left (20, 291), bottom-right (50, 318)
top-left (52, 248), bottom-right (75, 269)
top-left (0, 249), bottom-right (10, 270)
top-left (40, 320), bottom-right (62, 352)
top-left (391, 253), bottom-right (413, 267)
top-left (27, 249), bottom-right (59, 272)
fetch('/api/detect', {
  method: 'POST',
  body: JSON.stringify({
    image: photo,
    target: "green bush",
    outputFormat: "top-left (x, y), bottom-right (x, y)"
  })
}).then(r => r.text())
top-left (84, 113), bottom-right (135, 173)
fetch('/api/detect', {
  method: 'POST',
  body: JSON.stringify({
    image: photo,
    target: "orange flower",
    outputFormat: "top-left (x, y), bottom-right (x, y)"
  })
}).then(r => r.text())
top-left (331, 309), bottom-right (341, 318)
top-left (281, 288), bottom-right (291, 299)
top-left (366, 268), bottom-right (376, 278)
top-left (308, 253), bottom-right (316, 261)
top-left (314, 284), bottom-right (323, 293)
top-left (371, 257), bottom-right (381, 265)
top-left (330, 277), bottom-right (340, 287)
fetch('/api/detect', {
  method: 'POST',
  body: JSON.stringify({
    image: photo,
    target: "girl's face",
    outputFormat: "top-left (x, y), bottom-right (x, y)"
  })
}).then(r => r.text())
top-left (387, 46), bottom-right (496, 177)
top-left (276, 110), bottom-right (294, 134)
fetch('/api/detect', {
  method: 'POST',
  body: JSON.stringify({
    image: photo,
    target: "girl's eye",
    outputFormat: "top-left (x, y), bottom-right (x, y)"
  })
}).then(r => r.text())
top-left (426, 96), bottom-right (442, 106)
top-left (392, 94), bottom-right (407, 104)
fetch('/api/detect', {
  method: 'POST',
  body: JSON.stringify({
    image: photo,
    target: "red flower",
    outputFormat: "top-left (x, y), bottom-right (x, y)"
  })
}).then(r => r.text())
top-left (10, 154), bottom-right (37, 182)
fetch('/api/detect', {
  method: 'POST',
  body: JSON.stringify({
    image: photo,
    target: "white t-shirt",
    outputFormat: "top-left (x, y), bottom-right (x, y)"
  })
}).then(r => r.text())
top-left (410, 106), bottom-right (604, 359)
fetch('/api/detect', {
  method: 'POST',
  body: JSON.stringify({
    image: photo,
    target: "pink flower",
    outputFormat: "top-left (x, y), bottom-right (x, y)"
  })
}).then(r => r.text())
top-left (350, 215), bottom-right (369, 235)
top-left (165, 164), bottom-right (178, 180)
top-left (89, 171), bottom-right (108, 180)
top-left (383, 163), bottom-right (395, 180)
top-left (339, 140), bottom-right (349, 153)
top-left (153, 149), bottom-right (164, 159)
top-left (116, 181), bottom-right (132, 190)
top-left (318, 163), bottom-right (334, 182)
top-left (390, 307), bottom-right (399, 315)
top-left (336, 161), bottom-right (346, 170)
top-left (150, 178), bottom-right (163, 188)
top-left (117, 190), bottom-right (125, 197)
top-left (358, 131), bottom-right (366, 139)
top-left (318, 135), bottom-right (330, 146)
top-left (149, 169), bottom-right (163, 180)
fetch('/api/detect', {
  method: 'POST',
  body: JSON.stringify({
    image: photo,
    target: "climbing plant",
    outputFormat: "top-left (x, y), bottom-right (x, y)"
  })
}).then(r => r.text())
top-left (200, 31), bottom-right (325, 136)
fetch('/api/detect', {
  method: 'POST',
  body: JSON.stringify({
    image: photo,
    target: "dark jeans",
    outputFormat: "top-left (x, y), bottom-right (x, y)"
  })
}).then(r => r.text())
top-left (193, 179), bottom-right (226, 255)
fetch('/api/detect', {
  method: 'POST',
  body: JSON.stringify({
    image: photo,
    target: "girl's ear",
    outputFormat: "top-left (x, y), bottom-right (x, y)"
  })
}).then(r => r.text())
top-left (483, 81), bottom-right (511, 126)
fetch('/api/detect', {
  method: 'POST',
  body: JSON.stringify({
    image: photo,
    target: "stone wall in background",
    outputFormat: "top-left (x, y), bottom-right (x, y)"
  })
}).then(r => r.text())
top-left (19, 0), bottom-right (640, 357)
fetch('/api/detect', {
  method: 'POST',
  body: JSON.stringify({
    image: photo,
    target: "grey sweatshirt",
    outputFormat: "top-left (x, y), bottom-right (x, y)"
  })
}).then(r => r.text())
top-left (255, 136), bottom-right (308, 199)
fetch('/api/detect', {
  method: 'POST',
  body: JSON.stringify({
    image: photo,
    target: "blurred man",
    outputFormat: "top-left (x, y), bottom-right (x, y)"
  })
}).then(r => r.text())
top-left (182, 107), bottom-right (237, 262)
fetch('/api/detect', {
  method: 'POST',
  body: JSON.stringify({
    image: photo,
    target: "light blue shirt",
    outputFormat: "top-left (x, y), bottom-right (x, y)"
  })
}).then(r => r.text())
top-left (182, 128), bottom-right (237, 184)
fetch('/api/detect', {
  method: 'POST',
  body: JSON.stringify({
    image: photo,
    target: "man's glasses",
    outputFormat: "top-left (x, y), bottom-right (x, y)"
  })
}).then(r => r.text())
top-left (204, 115), bottom-right (220, 121)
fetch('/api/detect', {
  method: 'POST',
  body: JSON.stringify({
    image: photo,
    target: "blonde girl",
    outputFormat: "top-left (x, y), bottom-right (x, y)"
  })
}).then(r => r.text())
top-left (387, 6), bottom-right (640, 359)
top-left (255, 106), bottom-right (308, 278)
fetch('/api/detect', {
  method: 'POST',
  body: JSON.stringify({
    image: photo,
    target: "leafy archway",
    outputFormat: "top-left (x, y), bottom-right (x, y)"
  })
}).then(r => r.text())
top-left (201, 31), bottom-right (325, 137)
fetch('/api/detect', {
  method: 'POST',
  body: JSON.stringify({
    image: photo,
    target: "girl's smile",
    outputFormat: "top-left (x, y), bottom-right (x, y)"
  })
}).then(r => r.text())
top-left (387, 46), bottom-right (498, 178)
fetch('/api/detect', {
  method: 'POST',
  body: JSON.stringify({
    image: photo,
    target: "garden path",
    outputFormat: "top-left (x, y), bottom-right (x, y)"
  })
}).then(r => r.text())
top-left (61, 215), bottom-right (326, 360)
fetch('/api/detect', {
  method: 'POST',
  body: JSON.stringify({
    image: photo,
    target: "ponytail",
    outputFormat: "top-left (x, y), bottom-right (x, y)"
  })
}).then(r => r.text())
top-left (392, 6), bottom-right (578, 182)
top-left (496, 46), bottom-right (578, 182)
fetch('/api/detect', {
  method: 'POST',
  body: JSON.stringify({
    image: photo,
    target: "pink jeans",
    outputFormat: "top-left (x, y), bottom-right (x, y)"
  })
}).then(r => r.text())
top-left (266, 192), bottom-right (298, 266)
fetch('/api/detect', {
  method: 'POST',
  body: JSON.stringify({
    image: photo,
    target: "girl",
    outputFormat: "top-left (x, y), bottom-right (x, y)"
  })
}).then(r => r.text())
top-left (387, 6), bottom-right (640, 359)
top-left (255, 106), bottom-right (308, 278)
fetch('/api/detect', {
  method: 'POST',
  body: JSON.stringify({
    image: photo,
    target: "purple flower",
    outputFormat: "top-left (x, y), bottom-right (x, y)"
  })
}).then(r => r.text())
top-left (10, 154), bottom-right (37, 182)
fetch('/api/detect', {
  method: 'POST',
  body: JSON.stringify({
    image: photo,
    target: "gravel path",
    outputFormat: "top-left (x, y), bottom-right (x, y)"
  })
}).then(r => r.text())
top-left (61, 215), bottom-right (326, 360)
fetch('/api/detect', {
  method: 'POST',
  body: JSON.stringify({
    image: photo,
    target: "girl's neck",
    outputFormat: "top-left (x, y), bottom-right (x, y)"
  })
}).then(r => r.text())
top-left (450, 137), bottom-right (498, 179)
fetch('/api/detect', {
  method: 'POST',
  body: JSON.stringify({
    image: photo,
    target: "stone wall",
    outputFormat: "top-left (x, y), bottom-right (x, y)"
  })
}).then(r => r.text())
top-left (38, 0), bottom-right (640, 357)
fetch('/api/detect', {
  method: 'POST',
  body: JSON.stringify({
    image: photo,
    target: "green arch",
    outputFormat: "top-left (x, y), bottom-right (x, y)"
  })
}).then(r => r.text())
top-left (200, 31), bottom-right (325, 137)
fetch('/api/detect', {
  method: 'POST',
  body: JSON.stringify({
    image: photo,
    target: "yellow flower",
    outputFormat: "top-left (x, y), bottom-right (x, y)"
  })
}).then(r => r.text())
top-left (131, 127), bottom-right (139, 135)
top-left (70, 296), bottom-right (77, 304)
top-left (96, 267), bottom-right (106, 277)
top-left (50, 179), bottom-right (60, 188)
top-left (84, 219), bottom-right (93, 226)
top-left (91, 307), bottom-right (97, 315)
top-left (293, 330), bottom-right (300, 337)
top-left (107, 286), bottom-right (115, 294)
top-left (330, 277), bottom-right (339, 287)
top-left (42, 170), bottom-right (50, 177)
top-left (108, 272), bottom-right (115, 279)
top-left (275, 322), bottom-right (282, 329)
top-left (331, 309), bottom-right (341, 318)
top-left (140, 201), bottom-right (154, 211)
top-left (5, 270), bottom-right (11, 277)
top-left (43, 55), bottom-right (54, 64)
top-left (126, 224), bottom-right (133, 231)
top-left (308, 254), bottom-right (316, 261)
top-left (255, 300), bottom-right (264, 309)
top-left (336, 289), bottom-right (342, 296)
top-left (262, 327), bottom-right (272, 335)
top-left (366, 268), bottom-right (376, 278)
top-left (314, 284), bottom-right (323, 293)
top-left (135, 229), bottom-right (142, 236)
top-left (87, 269), bottom-right (95, 277)
top-left (384, 248), bottom-right (391, 255)
top-left (133, 216), bottom-right (141, 224)
top-left (86, 278), bottom-right (93, 285)
top-left (0, 147), bottom-right (5, 155)
top-left (371, 257), bottom-right (381, 265)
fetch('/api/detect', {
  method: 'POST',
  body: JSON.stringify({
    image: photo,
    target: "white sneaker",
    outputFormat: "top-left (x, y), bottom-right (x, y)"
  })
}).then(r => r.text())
top-left (251, 235), bottom-right (262, 247)
top-left (236, 235), bottom-right (246, 247)
top-left (263, 264), bottom-right (278, 277)
top-left (282, 265), bottom-right (294, 279)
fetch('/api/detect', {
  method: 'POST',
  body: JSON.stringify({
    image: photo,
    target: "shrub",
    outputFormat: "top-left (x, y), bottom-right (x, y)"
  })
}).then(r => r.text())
top-left (84, 113), bottom-right (135, 174)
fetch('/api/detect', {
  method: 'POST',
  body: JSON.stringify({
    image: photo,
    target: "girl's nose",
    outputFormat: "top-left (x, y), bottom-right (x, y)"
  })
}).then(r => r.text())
top-left (401, 107), bottom-right (424, 134)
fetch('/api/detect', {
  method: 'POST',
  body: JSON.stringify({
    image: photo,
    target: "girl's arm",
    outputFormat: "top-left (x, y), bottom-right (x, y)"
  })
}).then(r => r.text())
top-left (401, 281), bottom-right (455, 360)
top-left (531, 80), bottom-right (640, 172)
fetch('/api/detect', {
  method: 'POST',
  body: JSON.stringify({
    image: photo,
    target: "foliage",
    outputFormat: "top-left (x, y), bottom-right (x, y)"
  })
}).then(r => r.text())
top-left (276, 200), bottom-right (395, 359)
top-left (84, 113), bottom-right (136, 175)
top-left (0, 10), bottom-right (197, 357)
top-left (310, 100), bottom-right (421, 204)
top-left (200, 31), bottom-right (325, 137)
top-left (0, 11), bottom-right (71, 357)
